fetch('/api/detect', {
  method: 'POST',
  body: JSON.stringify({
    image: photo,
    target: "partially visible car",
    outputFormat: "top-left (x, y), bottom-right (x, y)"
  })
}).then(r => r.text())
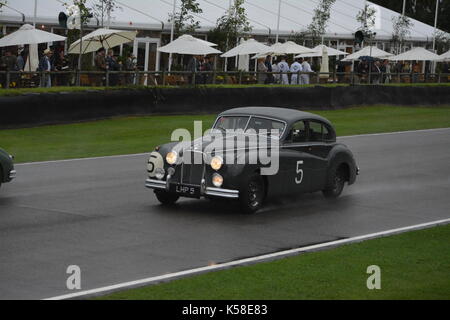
top-left (0, 148), bottom-right (16, 190)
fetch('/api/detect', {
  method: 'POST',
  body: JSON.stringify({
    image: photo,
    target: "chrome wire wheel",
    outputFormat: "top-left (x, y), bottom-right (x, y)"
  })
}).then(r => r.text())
top-left (240, 174), bottom-right (265, 214)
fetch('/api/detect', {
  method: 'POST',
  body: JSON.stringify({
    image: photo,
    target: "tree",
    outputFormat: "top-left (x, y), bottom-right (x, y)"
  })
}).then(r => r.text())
top-left (168, 0), bottom-right (203, 36)
top-left (207, 0), bottom-right (252, 52)
top-left (433, 30), bottom-right (450, 54)
top-left (91, 0), bottom-right (120, 28)
top-left (0, 1), bottom-right (6, 13)
top-left (307, 0), bottom-right (336, 46)
top-left (356, 3), bottom-right (377, 32)
top-left (370, 0), bottom-right (449, 33)
top-left (391, 15), bottom-right (413, 54)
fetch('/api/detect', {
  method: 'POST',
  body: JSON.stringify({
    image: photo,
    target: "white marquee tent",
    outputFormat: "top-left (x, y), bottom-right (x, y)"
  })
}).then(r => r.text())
top-left (2, 0), bottom-right (447, 42)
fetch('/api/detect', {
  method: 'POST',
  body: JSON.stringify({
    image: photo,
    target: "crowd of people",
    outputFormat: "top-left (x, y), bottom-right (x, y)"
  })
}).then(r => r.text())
top-left (2, 47), bottom-right (450, 88)
top-left (257, 55), bottom-right (313, 85)
top-left (0, 46), bottom-right (138, 88)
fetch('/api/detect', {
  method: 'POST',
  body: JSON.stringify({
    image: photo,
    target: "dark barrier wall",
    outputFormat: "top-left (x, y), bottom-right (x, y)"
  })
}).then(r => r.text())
top-left (1, 85), bottom-right (449, 128)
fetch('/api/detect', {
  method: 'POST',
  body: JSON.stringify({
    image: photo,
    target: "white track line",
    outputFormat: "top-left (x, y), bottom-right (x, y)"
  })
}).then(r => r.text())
top-left (44, 217), bottom-right (450, 300)
top-left (16, 127), bottom-right (450, 166)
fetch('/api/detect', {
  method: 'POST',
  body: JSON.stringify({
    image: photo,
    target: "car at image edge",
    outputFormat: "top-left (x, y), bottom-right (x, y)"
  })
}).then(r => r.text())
top-left (0, 148), bottom-right (16, 190)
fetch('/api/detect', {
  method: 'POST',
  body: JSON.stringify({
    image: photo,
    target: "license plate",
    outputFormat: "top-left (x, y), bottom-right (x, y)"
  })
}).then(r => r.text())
top-left (169, 183), bottom-right (201, 198)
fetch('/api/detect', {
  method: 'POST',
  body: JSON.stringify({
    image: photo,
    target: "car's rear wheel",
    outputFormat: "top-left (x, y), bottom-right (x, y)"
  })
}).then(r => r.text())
top-left (154, 190), bottom-right (179, 205)
top-left (239, 173), bottom-right (265, 214)
top-left (323, 165), bottom-right (346, 198)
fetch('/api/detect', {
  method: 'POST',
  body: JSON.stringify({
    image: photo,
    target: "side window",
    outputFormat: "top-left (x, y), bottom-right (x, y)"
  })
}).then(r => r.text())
top-left (286, 121), bottom-right (307, 143)
top-left (308, 121), bottom-right (323, 142)
top-left (323, 125), bottom-right (334, 141)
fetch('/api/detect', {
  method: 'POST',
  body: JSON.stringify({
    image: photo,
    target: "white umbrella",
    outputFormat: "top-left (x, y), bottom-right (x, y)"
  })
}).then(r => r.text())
top-left (158, 34), bottom-right (221, 55)
top-left (388, 47), bottom-right (440, 61)
top-left (221, 39), bottom-right (271, 58)
top-left (264, 41), bottom-right (314, 55)
top-left (342, 46), bottom-right (392, 61)
top-left (438, 50), bottom-right (450, 62)
top-left (295, 45), bottom-right (348, 58)
top-left (68, 28), bottom-right (137, 54)
top-left (319, 46), bottom-right (329, 79)
top-left (0, 24), bottom-right (66, 47)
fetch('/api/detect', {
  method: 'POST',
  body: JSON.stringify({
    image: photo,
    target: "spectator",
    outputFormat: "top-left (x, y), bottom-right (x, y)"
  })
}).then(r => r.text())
top-left (202, 56), bottom-right (213, 84)
top-left (300, 58), bottom-right (313, 84)
top-left (94, 47), bottom-right (107, 86)
top-left (272, 57), bottom-right (280, 84)
top-left (371, 60), bottom-right (382, 84)
top-left (55, 50), bottom-right (70, 86)
top-left (38, 48), bottom-right (53, 87)
top-left (290, 58), bottom-right (302, 85)
top-left (17, 49), bottom-right (28, 71)
top-left (1, 49), bottom-right (19, 88)
top-left (277, 56), bottom-right (289, 85)
top-left (187, 55), bottom-right (199, 84)
top-left (264, 55), bottom-right (273, 84)
top-left (106, 49), bottom-right (120, 86)
top-left (125, 53), bottom-right (137, 85)
top-left (257, 57), bottom-right (267, 84)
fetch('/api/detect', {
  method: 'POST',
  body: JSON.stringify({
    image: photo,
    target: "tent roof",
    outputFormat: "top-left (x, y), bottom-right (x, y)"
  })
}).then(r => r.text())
top-left (1, 0), bottom-right (447, 41)
top-left (342, 45), bottom-right (392, 61)
top-left (388, 47), bottom-right (440, 61)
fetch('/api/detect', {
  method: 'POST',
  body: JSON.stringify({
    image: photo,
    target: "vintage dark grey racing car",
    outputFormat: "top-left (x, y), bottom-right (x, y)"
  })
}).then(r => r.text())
top-left (146, 107), bottom-right (358, 213)
top-left (0, 148), bottom-right (16, 190)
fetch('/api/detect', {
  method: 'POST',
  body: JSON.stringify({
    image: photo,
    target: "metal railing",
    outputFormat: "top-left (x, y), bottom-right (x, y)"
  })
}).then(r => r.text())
top-left (0, 69), bottom-right (449, 89)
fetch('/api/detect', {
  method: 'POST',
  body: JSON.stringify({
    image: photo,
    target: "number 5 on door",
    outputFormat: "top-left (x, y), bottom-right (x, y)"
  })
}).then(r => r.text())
top-left (295, 160), bottom-right (304, 184)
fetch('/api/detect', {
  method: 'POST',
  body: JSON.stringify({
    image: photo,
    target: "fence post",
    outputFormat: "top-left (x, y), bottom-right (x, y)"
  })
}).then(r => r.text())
top-left (438, 73), bottom-right (441, 83)
top-left (106, 70), bottom-right (110, 87)
top-left (212, 69), bottom-right (216, 84)
top-left (162, 70), bottom-right (166, 86)
top-left (238, 71), bottom-right (242, 85)
top-left (316, 72), bottom-right (320, 84)
top-left (5, 71), bottom-right (10, 89)
top-left (192, 71), bottom-right (196, 85)
top-left (351, 71), bottom-right (354, 85)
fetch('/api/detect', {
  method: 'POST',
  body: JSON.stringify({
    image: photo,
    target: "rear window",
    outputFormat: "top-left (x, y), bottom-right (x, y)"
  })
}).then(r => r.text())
top-left (309, 121), bottom-right (334, 142)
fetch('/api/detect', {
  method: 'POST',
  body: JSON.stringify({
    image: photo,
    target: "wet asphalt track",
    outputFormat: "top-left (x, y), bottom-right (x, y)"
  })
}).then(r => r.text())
top-left (0, 128), bottom-right (449, 299)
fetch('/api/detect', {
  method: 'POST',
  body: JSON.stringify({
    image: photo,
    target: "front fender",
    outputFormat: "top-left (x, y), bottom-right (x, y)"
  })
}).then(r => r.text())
top-left (327, 144), bottom-right (358, 185)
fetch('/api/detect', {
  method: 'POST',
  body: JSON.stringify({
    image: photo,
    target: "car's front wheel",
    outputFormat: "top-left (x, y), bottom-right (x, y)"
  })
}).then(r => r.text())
top-left (154, 190), bottom-right (179, 205)
top-left (323, 164), bottom-right (346, 198)
top-left (239, 173), bottom-right (265, 214)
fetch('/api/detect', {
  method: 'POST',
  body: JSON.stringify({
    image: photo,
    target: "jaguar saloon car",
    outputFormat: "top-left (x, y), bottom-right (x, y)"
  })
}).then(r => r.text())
top-left (146, 107), bottom-right (358, 213)
top-left (0, 148), bottom-right (16, 190)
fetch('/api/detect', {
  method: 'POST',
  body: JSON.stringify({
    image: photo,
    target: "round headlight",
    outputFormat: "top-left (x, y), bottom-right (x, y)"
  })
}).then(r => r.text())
top-left (212, 173), bottom-right (223, 187)
top-left (210, 156), bottom-right (223, 171)
top-left (166, 151), bottom-right (178, 165)
top-left (155, 168), bottom-right (165, 180)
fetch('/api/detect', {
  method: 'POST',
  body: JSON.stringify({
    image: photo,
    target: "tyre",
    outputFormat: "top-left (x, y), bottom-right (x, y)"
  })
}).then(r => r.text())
top-left (239, 173), bottom-right (265, 214)
top-left (323, 164), bottom-right (346, 198)
top-left (154, 190), bottom-right (179, 205)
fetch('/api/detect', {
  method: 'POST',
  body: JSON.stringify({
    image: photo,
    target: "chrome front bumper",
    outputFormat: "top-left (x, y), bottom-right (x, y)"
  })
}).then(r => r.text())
top-left (145, 178), bottom-right (239, 199)
top-left (9, 170), bottom-right (16, 180)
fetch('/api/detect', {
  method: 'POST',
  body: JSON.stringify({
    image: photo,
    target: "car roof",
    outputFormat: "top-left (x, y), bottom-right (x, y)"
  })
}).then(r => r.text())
top-left (219, 107), bottom-right (333, 127)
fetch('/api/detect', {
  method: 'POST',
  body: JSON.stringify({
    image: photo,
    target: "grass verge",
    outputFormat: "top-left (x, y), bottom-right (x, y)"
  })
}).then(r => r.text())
top-left (0, 83), bottom-right (449, 96)
top-left (1, 105), bottom-right (449, 163)
top-left (98, 223), bottom-right (450, 300)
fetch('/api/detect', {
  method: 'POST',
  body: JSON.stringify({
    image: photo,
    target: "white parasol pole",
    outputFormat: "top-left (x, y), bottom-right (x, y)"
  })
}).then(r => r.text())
top-left (33, 0), bottom-right (37, 27)
top-left (275, 0), bottom-right (281, 43)
top-left (168, 0), bottom-right (176, 72)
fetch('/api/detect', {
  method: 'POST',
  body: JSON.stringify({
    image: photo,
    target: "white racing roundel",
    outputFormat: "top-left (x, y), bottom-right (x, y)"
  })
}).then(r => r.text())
top-left (147, 151), bottom-right (164, 178)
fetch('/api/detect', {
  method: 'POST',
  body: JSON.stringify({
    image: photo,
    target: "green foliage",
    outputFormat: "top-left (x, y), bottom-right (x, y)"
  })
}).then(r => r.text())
top-left (391, 15), bottom-right (413, 54)
top-left (0, 0), bottom-right (6, 12)
top-left (91, 0), bottom-right (121, 28)
top-left (307, 0), bottom-right (336, 46)
top-left (0, 104), bottom-right (449, 163)
top-left (433, 30), bottom-right (450, 54)
top-left (356, 3), bottom-right (377, 32)
top-left (207, 0), bottom-right (252, 52)
top-left (168, 0), bottom-right (203, 36)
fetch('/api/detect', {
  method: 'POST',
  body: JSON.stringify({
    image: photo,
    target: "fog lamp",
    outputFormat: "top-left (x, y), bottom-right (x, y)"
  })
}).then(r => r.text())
top-left (212, 173), bottom-right (223, 187)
